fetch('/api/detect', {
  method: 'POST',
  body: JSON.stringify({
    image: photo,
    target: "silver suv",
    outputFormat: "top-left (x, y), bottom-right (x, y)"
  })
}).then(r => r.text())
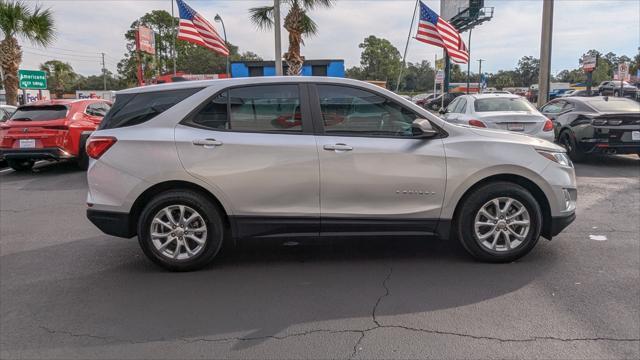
top-left (86, 77), bottom-right (577, 271)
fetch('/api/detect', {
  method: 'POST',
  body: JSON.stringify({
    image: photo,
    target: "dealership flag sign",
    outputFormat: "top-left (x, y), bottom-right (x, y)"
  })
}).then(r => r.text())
top-left (19, 70), bottom-right (47, 90)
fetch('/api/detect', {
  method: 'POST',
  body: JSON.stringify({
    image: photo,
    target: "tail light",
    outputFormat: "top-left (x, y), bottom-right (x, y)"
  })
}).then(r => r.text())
top-left (86, 136), bottom-right (117, 159)
top-left (543, 119), bottom-right (554, 131)
top-left (468, 119), bottom-right (486, 128)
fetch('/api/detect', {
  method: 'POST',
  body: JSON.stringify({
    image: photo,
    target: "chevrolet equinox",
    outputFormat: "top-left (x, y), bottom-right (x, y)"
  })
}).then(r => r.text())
top-left (86, 77), bottom-right (577, 271)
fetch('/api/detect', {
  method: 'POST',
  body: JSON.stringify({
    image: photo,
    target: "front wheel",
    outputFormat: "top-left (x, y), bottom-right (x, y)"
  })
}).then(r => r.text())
top-left (7, 159), bottom-right (34, 172)
top-left (456, 182), bottom-right (543, 263)
top-left (137, 190), bottom-right (224, 271)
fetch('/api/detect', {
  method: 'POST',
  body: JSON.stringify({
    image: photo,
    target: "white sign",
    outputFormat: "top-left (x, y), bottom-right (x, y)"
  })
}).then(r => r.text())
top-left (582, 55), bottom-right (597, 72)
top-left (440, 0), bottom-right (470, 21)
top-left (436, 70), bottom-right (444, 84)
top-left (76, 90), bottom-right (116, 101)
top-left (618, 62), bottom-right (629, 78)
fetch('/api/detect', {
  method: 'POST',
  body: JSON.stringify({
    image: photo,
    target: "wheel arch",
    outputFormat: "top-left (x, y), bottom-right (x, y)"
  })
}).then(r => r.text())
top-left (450, 174), bottom-right (553, 240)
top-left (129, 180), bottom-right (232, 238)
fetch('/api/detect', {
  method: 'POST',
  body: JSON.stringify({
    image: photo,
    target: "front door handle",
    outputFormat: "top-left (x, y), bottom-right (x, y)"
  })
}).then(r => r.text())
top-left (193, 138), bottom-right (223, 147)
top-left (323, 143), bottom-right (353, 152)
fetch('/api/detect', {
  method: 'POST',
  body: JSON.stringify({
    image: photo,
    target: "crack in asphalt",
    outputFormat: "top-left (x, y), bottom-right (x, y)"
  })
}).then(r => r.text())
top-left (38, 266), bottom-right (640, 359)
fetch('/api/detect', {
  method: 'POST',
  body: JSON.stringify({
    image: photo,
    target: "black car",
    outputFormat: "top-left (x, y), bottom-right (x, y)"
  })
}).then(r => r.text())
top-left (598, 81), bottom-right (638, 98)
top-left (424, 92), bottom-right (463, 111)
top-left (564, 89), bottom-right (599, 97)
top-left (540, 96), bottom-right (640, 161)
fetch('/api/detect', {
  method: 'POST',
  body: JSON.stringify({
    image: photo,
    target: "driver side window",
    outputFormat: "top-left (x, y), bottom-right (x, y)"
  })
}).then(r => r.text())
top-left (316, 85), bottom-right (417, 137)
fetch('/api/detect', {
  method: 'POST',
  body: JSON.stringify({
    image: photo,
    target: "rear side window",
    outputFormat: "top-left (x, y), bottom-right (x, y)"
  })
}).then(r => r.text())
top-left (188, 85), bottom-right (303, 133)
top-left (99, 88), bottom-right (203, 129)
top-left (10, 105), bottom-right (68, 121)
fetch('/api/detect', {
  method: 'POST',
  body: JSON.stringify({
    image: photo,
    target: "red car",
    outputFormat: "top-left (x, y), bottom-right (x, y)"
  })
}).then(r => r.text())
top-left (0, 99), bottom-right (111, 171)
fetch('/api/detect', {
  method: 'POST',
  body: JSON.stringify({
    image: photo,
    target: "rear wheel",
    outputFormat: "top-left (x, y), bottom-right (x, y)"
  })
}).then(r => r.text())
top-left (456, 182), bottom-right (543, 263)
top-left (559, 130), bottom-right (586, 162)
top-left (137, 190), bottom-right (224, 271)
top-left (7, 159), bottom-right (34, 172)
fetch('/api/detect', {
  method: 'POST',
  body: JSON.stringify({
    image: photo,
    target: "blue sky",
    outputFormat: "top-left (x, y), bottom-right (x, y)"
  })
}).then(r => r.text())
top-left (19, 0), bottom-right (640, 76)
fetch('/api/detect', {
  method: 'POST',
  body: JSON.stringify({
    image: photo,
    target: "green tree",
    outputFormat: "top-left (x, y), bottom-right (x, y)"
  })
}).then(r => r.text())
top-left (346, 35), bottom-right (402, 89)
top-left (401, 60), bottom-right (435, 92)
top-left (0, 0), bottom-right (55, 105)
top-left (40, 60), bottom-right (77, 98)
top-left (250, 0), bottom-right (334, 75)
top-left (516, 56), bottom-right (539, 87)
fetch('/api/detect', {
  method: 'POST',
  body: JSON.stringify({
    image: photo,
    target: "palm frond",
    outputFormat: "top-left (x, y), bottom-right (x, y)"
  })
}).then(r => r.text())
top-left (299, 0), bottom-right (334, 11)
top-left (249, 6), bottom-right (275, 31)
top-left (299, 13), bottom-right (318, 36)
top-left (23, 4), bottom-right (55, 47)
top-left (0, 0), bottom-right (29, 38)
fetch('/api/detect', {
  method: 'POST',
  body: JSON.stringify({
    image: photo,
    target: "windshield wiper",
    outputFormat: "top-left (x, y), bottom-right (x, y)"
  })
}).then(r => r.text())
top-left (11, 118), bottom-right (32, 121)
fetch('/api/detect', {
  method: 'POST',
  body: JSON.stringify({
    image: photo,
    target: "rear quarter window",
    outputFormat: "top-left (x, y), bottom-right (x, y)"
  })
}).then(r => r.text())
top-left (99, 87), bottom-right (203, 130)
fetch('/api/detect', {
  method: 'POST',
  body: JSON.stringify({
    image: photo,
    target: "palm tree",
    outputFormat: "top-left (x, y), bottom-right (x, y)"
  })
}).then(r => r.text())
top-left (250, 0), bottom-right (334, 76)
top-left (0, 0), bottom-right (55, 106)
top-left (40, 60), bottom-right (77, 99)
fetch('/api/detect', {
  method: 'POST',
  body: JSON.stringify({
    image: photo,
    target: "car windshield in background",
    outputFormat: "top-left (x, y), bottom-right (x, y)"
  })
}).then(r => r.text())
top-left (474, 97), bottom-right (535, 112)
top-left (10, 105), bottom-right (68, 121)
top-left (587, 98), bottom-right (640, 113)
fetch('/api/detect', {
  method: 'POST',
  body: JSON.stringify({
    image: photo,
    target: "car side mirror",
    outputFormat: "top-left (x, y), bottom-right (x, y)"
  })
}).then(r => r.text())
top-left (412, 119), bottom-right (438, 138)
top-left (438, 108), bottom-right (447, 115)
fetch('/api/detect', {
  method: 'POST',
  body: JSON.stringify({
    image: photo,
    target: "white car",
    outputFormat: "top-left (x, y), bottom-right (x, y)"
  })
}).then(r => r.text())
top-left (440, 94), bottom-right (555, 142)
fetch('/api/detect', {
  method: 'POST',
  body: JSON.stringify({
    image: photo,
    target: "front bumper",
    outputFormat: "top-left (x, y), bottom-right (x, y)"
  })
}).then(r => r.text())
top-left (547, 212), bottom-right (576, 238)
top-left (0, 147), bottom-right (74, 161)
top-left (87, 209), bottom-right (135, 238)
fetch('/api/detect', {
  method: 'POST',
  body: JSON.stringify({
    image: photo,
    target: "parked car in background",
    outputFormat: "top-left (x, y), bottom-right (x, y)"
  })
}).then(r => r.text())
top-left (412, 93), bottom-right (436, 107)
top-left (0, 99), bottom-right (111, 171)
top-left (540, 96), bottom-right (640, 161)
top-left (598, 81), bottom-right (638, 98)
top-left (549, 89), bottom-right (573, 100)
top-left (423, 92), bottom-right (463, 111)
top-left (0, 105), bottom-right (17, 121)
top-left (562, 89), bottom-right (599, 97)
top-left (85, 77), bottom-right (576, 271)
top-left (483, 90), bottom-right (512, 95)
top-left (440, 94), bottom-right (555, 142)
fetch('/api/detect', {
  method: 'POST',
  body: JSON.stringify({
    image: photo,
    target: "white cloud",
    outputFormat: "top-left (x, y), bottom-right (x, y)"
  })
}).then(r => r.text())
top-left (18, 0), bottom-right (640, 77)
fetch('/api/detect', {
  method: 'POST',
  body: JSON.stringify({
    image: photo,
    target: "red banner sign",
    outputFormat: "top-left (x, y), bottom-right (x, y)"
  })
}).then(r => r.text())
top-left (136, 26), bottom-right (156, 55)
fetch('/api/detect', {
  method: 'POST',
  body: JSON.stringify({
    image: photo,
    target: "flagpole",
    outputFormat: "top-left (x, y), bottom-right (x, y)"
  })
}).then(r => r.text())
top-left (171, 0), bottom-right (177, 76)
top-left (433, 54), bottom-right (437, 97)
top-left (395, 0), bottom-right (419, 92)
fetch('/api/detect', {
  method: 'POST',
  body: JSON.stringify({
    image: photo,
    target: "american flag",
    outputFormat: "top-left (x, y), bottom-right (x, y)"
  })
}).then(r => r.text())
top-left (415, 1), bottom-right (469, 64)
top-left (176, 0), bottom-right (229, 56)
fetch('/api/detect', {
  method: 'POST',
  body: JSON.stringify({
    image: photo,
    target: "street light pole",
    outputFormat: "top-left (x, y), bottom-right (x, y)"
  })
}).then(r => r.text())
top-left (214, 14), bottom-right (230, 77)
top-left (274, 0), bottom-right (283, 76)
top-left (477, 59), bottom-right (484, 93)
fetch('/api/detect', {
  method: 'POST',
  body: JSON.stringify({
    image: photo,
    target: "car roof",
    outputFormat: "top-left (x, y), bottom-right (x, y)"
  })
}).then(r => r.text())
top-left (468, 93), bottom-right (522, 100)
top-left (19, 99), bottom-right (104, 107)
top-left (117, 76), bottom-right (394, 95)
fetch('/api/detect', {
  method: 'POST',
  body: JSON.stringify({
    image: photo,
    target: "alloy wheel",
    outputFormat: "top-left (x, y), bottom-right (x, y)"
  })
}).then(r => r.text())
top-left (150, 205), bottom-right (208, 260)
top-left (474, 197), bottom-right (530, 252)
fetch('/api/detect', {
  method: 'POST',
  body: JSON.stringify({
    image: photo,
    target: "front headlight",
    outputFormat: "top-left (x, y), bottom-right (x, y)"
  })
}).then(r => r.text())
top-left (537, 150), bottom-right (573, 167)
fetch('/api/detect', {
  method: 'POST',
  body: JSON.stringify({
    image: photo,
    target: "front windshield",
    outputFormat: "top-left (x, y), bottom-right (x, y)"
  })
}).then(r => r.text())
top-left (474, 97), bottom-right (536, 112)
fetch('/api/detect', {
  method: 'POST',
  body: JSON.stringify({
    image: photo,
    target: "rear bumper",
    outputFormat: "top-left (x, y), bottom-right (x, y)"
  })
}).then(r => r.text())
top-left (86, 209), bottom-right (135, 238)
top-left (581, 141), bottom-right (640, 154)
top-left (0, 147), bottom-right (74, 161)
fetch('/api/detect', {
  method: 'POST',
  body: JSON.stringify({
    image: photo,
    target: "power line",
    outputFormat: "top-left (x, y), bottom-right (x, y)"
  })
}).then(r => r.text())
top-left (23, 46), bottom-right (103, 60)
top-left (23, 50), bottom-right (105, 64)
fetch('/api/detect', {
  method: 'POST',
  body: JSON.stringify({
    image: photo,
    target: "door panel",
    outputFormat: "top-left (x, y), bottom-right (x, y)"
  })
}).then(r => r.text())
top-left (311, 84), bottom-right (447, 230)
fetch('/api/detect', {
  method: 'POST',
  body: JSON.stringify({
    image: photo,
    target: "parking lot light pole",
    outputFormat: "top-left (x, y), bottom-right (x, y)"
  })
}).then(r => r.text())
top-left (537, 0), bottom-right (554, 107)
top-left (477, 59), bottom-right (484, 93)
top-left (214, 14), bottom-right (230, 77)
top-left (274, 0), bottom-right (283, 76)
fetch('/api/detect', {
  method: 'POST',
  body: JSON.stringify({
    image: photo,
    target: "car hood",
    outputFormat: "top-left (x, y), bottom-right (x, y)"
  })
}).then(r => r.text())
top-left (446, 122), bottom-right (564, 152)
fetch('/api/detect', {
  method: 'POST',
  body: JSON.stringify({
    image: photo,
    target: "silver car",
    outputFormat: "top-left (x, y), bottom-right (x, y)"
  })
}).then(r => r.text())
top-left (85, 77), bottom-right (576, 271)
top-left (440, 94), bottom-right (555, 142)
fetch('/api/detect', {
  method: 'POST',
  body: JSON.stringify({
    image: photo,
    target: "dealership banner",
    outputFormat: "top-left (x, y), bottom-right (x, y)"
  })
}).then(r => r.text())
top-left (136, 26), bottom-right (156, 55)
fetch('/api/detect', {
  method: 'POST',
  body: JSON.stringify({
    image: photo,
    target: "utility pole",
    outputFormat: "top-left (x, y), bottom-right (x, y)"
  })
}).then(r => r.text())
top-left (171, 0), bottom-right (177, 76)
top-left (537, 0), bottom-right (554, 107)
top-left (100, 52), bottom-right (107, 91)
top-left (274, 0), bottom-right (283, 76)
top-left (477, 59), bottom-right (484, 93)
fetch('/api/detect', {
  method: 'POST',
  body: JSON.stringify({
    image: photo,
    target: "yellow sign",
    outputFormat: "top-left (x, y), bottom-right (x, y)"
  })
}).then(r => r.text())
top-left (435, 58), bottom-right (444, 70)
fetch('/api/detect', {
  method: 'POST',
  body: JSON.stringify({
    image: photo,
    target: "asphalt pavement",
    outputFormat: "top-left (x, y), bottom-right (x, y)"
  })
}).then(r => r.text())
top-left (1, 156), bottom-right (639, 359)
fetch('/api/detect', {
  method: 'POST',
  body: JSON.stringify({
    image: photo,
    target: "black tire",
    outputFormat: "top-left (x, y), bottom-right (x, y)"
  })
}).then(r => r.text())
top-left (456, 182), bottom-right (543, 263)
top-left (76, 136), bottom-right (89, 170)
top-left (558, 130), bottom-right (586, 162)
top-left (137, 190), bottom-right (225, 271)
top-left (7, 159), bottom-right (34, 172)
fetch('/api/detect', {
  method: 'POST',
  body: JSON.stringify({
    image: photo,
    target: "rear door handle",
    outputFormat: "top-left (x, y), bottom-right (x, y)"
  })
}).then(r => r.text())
top-left (193, 138), bottom-right (223, 147)
top-left (323, 143), bottom-right (353, 151)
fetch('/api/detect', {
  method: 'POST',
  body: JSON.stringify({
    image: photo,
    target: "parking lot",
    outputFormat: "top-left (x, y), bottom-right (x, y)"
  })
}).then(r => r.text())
top-left (0, 156), bottom-right (639, 359)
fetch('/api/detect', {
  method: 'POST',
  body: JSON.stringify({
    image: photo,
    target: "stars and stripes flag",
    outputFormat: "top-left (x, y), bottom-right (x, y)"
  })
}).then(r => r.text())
top-left (415, 1), bottom-right (469, 64)
top-left (176, 0), bottom-right (229, 56)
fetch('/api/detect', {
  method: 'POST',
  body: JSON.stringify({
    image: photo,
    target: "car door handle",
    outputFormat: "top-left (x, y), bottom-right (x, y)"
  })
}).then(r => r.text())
top-left (323, 143), bottom-right (353, 151)
top-left (193, 138), bottom-right (223, 147)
